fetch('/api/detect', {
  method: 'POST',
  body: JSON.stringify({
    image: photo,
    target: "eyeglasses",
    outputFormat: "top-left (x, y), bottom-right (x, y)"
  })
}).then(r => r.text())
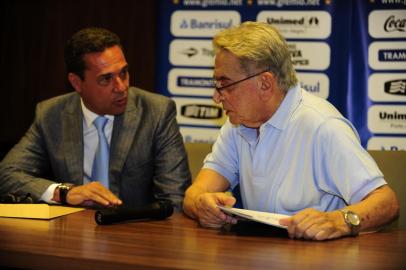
top-left (213, 69), bottom-right (269, 93)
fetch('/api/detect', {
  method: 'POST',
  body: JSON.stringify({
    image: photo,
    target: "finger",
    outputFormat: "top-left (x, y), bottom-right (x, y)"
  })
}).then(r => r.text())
top-left (85, 182), bottom-right (122, 205)
top-left (68, 184), bottom-right (119, 206)
top-left (279, 217), bottom-right (291, 227)
top-left (199, 219), bottom-right (224, 228)
top-left (295, 214), bottom-right (323, 239)
top-left (313, 230), bottom-right (327, 241)
top-left (217, 193), bottom-right (236, 207)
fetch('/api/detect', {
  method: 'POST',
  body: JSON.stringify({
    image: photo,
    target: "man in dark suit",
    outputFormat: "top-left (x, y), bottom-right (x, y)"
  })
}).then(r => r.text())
top-left (0, 27), bottom-right (191, 210)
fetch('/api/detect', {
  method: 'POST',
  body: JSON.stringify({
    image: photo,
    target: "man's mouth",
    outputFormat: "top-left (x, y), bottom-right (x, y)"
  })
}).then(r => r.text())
top-left (114, 96), bottom-right (127, 106)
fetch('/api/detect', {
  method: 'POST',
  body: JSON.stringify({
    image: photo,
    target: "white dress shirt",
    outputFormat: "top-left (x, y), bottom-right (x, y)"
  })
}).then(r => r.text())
top-left (40, 99), bottom-right (114, 203)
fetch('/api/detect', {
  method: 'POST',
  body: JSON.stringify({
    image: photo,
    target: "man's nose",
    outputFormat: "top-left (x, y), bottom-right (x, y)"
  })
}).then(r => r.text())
top-left (212, 89), bottom-right (223, 104)
top-left (113, 76), bottom-right (127, 92)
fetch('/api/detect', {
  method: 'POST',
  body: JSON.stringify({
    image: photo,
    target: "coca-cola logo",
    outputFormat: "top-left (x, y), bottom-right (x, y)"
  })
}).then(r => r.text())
top-left (384, 15), bottom-right (406, 32)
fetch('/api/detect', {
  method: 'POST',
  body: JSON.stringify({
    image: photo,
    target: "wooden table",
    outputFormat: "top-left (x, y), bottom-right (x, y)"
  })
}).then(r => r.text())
top-left (0, 210), bottom-right (405, 270)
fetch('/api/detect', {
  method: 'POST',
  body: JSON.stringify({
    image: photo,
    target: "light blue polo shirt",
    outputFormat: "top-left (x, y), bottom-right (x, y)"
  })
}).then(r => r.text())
top-left (204, 85), bottom-right (386, 215)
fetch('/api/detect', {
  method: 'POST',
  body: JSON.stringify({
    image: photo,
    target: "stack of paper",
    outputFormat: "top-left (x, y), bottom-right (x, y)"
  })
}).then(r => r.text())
top-left (0, 204), bottom-right (84, 219)
top-left (218, 206), bottom-right (290, 229)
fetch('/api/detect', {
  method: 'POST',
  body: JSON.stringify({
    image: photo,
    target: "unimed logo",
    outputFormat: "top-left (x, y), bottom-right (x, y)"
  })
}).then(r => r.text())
top-left (181, 104), bottom-right (223, 119)
top-left (384, 79), bottom-right (406, 95)
top-left (379, 111), bottom-right (406, 120)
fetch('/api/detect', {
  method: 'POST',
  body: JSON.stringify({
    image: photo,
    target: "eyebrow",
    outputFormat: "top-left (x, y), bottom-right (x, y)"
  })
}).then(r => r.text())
top-left (98, 65), bottom-right (129, 78)
top-left (213, 75), bottom-right (231, 81)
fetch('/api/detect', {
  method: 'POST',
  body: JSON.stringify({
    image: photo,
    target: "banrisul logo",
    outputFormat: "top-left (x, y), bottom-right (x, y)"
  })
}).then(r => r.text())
top-left (384, 79), bottom-right (406, 96)
top-left (181, 104), bottom-right (223, 119)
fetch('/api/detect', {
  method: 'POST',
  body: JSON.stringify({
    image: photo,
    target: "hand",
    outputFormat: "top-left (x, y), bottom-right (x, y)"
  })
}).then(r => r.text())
top-left (66, 182), bottom-right (122, 207)
top-left (194, 192), bottom-right (237, 228)
top-left (279, 208), bottom-right (349, 241)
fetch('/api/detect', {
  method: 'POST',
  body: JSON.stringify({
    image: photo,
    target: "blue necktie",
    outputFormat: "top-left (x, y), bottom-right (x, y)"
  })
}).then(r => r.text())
top-left (91, 116), bottom-right (109, 188)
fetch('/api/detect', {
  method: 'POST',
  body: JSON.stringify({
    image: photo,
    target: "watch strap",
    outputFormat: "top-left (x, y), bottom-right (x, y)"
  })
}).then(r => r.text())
top-left (58, 183), bottom-right (75, 205)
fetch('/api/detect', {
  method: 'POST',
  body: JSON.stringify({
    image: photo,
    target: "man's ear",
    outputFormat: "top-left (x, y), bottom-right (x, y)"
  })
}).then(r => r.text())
top-left (260, 71), bottom-right (274, 90)
top-left (68, 73), bottom-right (82, 93)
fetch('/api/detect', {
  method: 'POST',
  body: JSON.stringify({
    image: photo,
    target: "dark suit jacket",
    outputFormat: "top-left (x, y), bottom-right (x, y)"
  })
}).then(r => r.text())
top-left (0, 87), bottom-right (191, 210)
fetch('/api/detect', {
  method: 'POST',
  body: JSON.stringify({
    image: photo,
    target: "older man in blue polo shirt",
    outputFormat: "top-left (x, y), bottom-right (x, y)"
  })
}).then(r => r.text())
top-left (183, 22), bottom-right (399, 241)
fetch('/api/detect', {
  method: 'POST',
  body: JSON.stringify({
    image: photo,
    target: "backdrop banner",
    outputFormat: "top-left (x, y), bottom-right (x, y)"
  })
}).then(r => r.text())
top-left (156, 0), bottom-right (406, 150)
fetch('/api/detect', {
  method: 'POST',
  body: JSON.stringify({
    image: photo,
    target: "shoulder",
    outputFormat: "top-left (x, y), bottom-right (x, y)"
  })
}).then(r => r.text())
top-left (292, 90), bottom-right (351, 131)
top-left (35, 92), bottom-right (80, 117)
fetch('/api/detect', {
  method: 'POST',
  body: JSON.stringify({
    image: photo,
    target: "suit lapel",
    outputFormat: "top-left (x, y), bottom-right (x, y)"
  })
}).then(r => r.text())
top-left (62, 94), bottom-right (84, 184)
top-left (109, 89), bottom-right (141, 195)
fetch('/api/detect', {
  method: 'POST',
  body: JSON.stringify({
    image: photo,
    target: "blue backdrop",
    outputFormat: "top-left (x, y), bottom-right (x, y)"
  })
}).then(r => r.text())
top-left (156, 0), bottom-right (406, 150)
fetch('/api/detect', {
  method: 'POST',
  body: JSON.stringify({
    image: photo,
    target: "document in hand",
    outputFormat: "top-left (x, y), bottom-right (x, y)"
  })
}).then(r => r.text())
top-left (218, 206), bottom-right (290, 229)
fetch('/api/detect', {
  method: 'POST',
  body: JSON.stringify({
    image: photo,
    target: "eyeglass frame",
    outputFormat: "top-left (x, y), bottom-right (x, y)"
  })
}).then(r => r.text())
top-left (213, 69), bottom-right (270, 94)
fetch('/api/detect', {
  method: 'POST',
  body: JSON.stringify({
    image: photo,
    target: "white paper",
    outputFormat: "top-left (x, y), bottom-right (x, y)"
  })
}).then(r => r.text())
top-left (218, 206), bottom-right (290, 229)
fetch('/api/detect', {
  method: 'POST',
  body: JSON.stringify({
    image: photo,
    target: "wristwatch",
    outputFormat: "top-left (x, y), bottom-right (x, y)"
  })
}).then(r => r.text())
top-left (340, 209), bottom-right (361, 236)
top-left (58, 183), bottom-right (75, 205)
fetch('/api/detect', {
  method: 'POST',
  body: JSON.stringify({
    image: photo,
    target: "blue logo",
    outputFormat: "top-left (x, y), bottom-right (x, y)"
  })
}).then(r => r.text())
top-left (378, 49), bottom-right (406, 62)
top-left (177, 76), bottom-right (214, 88)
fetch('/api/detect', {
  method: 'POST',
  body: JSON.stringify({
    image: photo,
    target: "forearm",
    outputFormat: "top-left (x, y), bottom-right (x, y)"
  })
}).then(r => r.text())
top-left (346, 185), bottom-right (399, 233)
top-left (0, 162), bottom-right (55, 201)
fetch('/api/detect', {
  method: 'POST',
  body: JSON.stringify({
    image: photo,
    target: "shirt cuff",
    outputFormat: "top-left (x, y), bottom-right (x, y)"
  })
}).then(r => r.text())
top-left (40, 183), bottom-right (60, 204)
top-left (350, 177), bottom-right (387, 204)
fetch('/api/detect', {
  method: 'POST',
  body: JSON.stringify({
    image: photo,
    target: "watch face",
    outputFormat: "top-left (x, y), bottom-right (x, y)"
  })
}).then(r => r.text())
top-left (348, 212), bottom-right (360, 226)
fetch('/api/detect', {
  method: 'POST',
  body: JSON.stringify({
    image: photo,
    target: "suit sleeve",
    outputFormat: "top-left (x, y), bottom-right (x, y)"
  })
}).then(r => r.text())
top-left (0, 103), bottom-right (56, 201)
top-left (152, 99), bottom-right (191, 211)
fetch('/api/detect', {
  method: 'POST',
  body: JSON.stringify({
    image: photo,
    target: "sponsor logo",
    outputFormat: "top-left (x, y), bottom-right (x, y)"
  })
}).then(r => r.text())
top-left (297, 72), bottom-right (329, 99)
top-left (177, 76), bottom-right (214, 88)
top-left (257, 11), bottom-right (331, 39)
top-left (180, 19), bottom-right (233, 30)
top-left (384, 79), bottom-right (406, 95)
top-left (301, 81), bottom-right (320, 93)
top-left (367, 136), bottom-right (406, 151)
top-left (368, 105), bottom-right (406, 134)
top-left (181, 104), bottom-right (223, 119)
top-left (369, 10), bottom-right (406, 38)
top-left (384, 15), bottom-right (406, 33)
top-left (368, 73), bottom-right (406, 102)
top-left (168, 68), bottom-right (215, 96)
top-left (171, 11), bottom-right (240, 37)
top-left (179, 47), bottom-right (214, 58)
top-left (174, 97), bottom-right (226, 126)
top-left (170, 39), bottom-right (214, 67)
top-left (369, 42), bottom-right (406, 70)
top-left (180, 126), bottom-right (220, 144)
top-left (378, 49), bottom-right (406, 61)
top-left (378, 111), bottom-right (406, 120)
top-left (266, 16), bottom-right (319, 26)
top-left (181, 47), bottom-right (198, 58)
top-left (288, 43), bottom-right (309, 66)
top-left (287, 42), bottom-right (330, 70)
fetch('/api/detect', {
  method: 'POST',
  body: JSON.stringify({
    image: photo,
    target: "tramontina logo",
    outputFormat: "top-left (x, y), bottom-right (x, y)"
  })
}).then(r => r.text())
top-left (181, 104), bottom-right (223, 119)
top-left (378, 49), bottom-right (406, 61)
top-left (384, 79), bottom-right (406, 96)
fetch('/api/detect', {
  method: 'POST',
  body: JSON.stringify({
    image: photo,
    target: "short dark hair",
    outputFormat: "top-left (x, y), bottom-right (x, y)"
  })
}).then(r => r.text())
top-left (64, 27), bottom-right (122, 80)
